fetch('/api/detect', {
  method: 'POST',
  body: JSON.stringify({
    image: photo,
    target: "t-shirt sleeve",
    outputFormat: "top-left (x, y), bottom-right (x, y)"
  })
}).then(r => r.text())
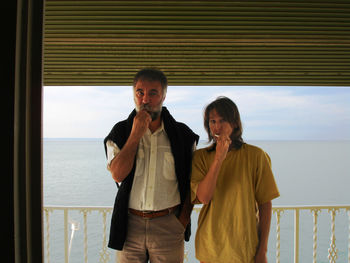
top-left (190, 149), bottom-right (208, 204)
top-left (254, 150), bottom-right (280, 205)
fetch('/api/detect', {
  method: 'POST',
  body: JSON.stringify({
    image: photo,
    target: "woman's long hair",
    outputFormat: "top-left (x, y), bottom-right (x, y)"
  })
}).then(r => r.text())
top-left (204, 96), bottom-right (244, 150)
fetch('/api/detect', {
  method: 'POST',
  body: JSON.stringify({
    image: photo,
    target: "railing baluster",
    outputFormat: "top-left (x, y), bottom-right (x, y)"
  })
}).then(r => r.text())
top-left (328, 208), bottom-right (339, 263)
top-left (274, 208), bottom-right (283, 263)
top-left (311, 209), bottom-right (320, 263)
top-left (184, 247), bottom-right (189, 263)
top-left (347, 208), bottom-right (350, 263)
top-left (44, 208), bottom-right (52, 263)
top-left (80, 208), bottom-right (90, 263)
top-left (99, 208), bottom-right (111, 263)
top-left (64, 208), bottom-right (69, 263)
top-left (294, 208), bottom-right (300, 263)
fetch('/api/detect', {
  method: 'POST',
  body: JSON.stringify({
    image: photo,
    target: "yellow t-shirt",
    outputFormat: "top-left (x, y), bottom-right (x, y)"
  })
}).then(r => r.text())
top-left (191, 143), bottom-right (280, 263)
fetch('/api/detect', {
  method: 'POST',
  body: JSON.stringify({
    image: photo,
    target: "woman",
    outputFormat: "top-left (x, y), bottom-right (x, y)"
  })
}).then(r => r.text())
top-left (191, 96), bottom-right (280, 263)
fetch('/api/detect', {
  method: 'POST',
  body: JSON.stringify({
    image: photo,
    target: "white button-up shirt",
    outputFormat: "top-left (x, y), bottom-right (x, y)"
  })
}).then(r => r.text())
top-left (106, 122), bottom-right (181, 211)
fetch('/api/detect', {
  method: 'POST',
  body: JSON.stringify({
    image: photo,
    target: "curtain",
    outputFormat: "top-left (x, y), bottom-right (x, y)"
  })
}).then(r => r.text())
top-left (11, 0), bottom-right (43, 262)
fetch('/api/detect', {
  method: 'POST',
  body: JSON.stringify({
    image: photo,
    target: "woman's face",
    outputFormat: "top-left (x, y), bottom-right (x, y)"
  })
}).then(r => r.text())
top-left (208, 109), bottom-right (234, 140)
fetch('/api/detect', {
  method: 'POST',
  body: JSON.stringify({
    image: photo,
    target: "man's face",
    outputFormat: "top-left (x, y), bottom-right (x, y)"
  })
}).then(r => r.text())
top-left (133, 80), bottom-right (165, 121)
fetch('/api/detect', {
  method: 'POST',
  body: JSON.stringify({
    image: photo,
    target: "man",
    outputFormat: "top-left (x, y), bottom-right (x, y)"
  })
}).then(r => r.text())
top-left (104, 68), bottom-right (199, 262)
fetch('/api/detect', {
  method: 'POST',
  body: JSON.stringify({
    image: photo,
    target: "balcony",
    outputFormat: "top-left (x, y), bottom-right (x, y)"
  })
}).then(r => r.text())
top-left (43, 205), bottom-right (350, 263)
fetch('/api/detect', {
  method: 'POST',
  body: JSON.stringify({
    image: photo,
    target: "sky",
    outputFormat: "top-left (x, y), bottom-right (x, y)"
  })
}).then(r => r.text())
top-left (43, 86), bottom-right (350, 141)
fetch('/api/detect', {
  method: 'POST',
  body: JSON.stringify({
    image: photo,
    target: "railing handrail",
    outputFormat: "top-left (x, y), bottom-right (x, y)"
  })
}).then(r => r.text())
top-left (44, 205), bottom-right (113, 210)
top-left (272, 204), bottom-right (350, 210)
top-left (44, 204), bottom-right (350, 209)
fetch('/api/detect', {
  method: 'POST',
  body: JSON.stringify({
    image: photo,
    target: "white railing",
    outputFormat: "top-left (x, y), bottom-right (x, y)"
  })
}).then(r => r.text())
top-left (44, 205), bottom-right (350, 263)
top-left (44, 206), bottom-right (113, 263)
top-left (271, 205), bottom-right (350, 263)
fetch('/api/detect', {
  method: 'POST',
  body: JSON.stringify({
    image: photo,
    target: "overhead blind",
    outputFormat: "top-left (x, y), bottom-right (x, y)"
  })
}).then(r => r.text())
top-left (43, 0), bottom-right (350, 86)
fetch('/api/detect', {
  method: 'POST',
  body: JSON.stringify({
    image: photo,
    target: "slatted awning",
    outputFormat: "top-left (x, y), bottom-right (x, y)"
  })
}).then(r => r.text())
top-left (43, 0), bottom-right (350, 86)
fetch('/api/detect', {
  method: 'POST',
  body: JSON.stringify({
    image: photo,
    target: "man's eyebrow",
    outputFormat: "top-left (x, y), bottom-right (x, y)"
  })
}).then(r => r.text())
top-left (136, 88), bottom-right (159, 93)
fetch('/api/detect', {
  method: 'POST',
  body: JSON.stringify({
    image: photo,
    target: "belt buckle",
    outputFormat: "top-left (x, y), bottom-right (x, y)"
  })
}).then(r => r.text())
top-left (141, 211), bottom-right (152, 218)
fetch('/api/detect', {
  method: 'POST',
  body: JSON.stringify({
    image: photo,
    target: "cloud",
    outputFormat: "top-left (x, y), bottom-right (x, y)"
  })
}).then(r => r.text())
top-left (165, 87), bottom-right (197, 104)
top-left (188, 86), bottom-right (350, 140)
top-left (44, 86), bottom-right (134, 137)
top-left (43, 86), bottom-right (350, 140)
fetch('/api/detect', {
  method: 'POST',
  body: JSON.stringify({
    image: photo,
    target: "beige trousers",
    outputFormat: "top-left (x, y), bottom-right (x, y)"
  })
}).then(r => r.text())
top-left (117, 211), bottom-right (185, 263)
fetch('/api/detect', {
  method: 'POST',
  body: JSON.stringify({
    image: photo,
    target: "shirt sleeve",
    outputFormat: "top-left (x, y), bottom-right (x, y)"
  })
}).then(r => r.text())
top-left (190, 149), bottom-right (208, 204)
top-left (106, 140), bottom-right (120, 170)
top-left (192, 141), bottom-right (197, 152)
top-left (254, 150), bottom-right (280, 205)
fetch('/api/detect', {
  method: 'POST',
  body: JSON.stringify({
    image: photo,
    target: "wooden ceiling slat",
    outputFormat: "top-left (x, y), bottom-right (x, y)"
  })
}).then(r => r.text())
top-left (43, 0), bottom-right (350, 86)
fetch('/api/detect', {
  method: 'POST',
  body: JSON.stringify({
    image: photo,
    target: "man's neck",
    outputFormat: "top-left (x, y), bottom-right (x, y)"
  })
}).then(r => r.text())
top-left (149, 117), bottom-right (162, 133)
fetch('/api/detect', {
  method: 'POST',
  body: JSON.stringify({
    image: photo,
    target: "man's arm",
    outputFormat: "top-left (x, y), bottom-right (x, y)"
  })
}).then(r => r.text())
top-left (255, 201), bottom-right (272, 263)
top-left (177, 191), bottom-right (194, 228)
top-left (109, 136), bottom-right (139, 183)
top-left (109, 110), bottom-right (151, 182)
top-left (176, 141), bottom-right (198, 227)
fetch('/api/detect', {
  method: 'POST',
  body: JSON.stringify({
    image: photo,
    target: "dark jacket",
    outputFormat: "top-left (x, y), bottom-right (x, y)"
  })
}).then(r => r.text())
top-left (104, 107), bottom-right (199, 250)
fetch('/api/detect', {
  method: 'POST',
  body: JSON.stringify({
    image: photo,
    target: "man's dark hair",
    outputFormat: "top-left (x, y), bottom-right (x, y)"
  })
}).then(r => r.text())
top-left (133, 68), bottom-right (168, 93)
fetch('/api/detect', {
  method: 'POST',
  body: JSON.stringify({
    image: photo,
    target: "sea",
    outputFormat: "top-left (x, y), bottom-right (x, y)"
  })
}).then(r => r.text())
top-left (43, 139), bottom-right (350, 263)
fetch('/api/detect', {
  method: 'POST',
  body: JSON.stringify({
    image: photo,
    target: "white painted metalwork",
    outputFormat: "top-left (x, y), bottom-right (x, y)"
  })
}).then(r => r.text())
top-left (311, 208), bottom-right (321, 263)
top-left (80, 208), bottom-right (90, 263)
top-left (99, 208), bottom-right (111, 263)
top-left (44, 205), bottom-right (350, 263)
top-left (44, 207), bottom-right (52, 263)
top-left (348, 208), bottom-right (350, 263)
top-left (44, 206), bottom-right (113, 263)
top-left (294, 208), bottom-right (300, 263)
top-left (64, 209), bottom-right (68, 263)
top-left (274, 208), bottom-right (283, 263)
top-left (271, 205), bottom-right (349, 263)
top-left (328, 208), bottom-right (339, 263)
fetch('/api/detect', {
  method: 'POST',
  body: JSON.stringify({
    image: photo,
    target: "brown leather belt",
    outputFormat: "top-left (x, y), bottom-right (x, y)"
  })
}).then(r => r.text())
top-left (129, 205), bottom-right (180, 219)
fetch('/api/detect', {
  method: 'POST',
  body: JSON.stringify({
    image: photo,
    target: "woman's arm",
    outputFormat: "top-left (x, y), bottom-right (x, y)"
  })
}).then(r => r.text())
top-left (196, 134), bottom-right (231, 204)
top-left (255, 201), bottom-right (272, 263)
top-left (195, 158), bottom-right (223, 204)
